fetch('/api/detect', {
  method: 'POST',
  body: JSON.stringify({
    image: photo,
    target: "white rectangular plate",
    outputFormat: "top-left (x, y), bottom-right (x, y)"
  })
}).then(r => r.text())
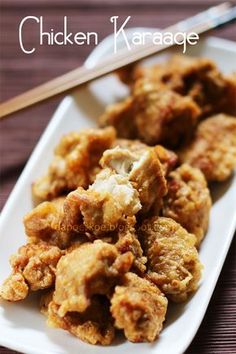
top-left (0, 29), bottom-right (236, 354)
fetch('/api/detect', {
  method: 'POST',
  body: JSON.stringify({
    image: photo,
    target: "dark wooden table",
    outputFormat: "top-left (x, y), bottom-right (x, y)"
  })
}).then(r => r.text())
top-left (0, 1), bottom-right (236, 353)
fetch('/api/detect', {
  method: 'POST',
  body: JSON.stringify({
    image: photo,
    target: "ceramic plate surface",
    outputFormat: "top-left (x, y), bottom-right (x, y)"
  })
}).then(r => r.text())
top-left (0, 28), bottom-right (236, 354)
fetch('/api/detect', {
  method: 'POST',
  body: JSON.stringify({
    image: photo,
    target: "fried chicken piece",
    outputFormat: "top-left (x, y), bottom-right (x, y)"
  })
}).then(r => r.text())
top-left (178, 114), bottom-right (236, 182)
top-left (100, 145), bottom-right (167, 213)
top-left (46, 296), bottom-right (115, 345)
top-left (114, 217), bottom-right (147, 274)
top-left (32, 127), bottom-right (116, 204)
top-left (87, 169), bottom-right (141, 222)
top-left (24, 196), bottom-right (88, 248)
top-left (54, 240), bottom-right (134, 316)
top-left (68, 168), bottom-right (141, 235)
top-left (127, 55), bottom-right (236, 116)
top-left (113, 139), bottom-right (178, 176)
top-left (0, 273), bottom-right (29, 302)
top-left (132, 79), bottom-right (201, 147)
top-left (0, 242), bottom-right (63, 301)
top-left (139, 217), bottom-right (202, 302)
top-left (100, 79), bottom-right (200, 147)
top-left (154, 145), bottom-right (178, 176)
top-left (110, 272), bottom-right (167, 342)
top-left (24, 197), bottom-right (73, 249)
top-left (99, 97), bottom-right (137, 139)
top-left (61, 197), bottom-right (84, 236)
top-left (162, 164), bottom-right (211, 246)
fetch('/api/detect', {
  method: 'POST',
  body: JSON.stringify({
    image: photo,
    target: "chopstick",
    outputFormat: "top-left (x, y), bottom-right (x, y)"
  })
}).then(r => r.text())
top-left (0, 2), bottom-right (235, 120)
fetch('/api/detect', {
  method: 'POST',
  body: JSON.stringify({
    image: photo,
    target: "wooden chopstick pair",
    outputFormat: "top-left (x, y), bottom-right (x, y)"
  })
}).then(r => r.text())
top-left (0, 2), bottom-right (235, 120)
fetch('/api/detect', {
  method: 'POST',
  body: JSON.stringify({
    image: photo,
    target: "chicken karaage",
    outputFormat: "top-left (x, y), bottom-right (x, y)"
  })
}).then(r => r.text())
top-left (113, 139), bottom-right (178, 176)
top-left (69, 168), bottom-right (141, 235)
top-left (118, 55), bottom-right (236, 116)
top-left (46, 295), bottom-right (115, 345)
top-left (23, 197), bottom-right (73, 249)
top-left (53, 240), bottom-right (133, 316)
top-left (139, 217), bottom-right (202, 302)
top-left (99, 79), bottom-right (200, 148)
top-left (113, 216), bottom-right (147, 274)
top-left (100, 145), bottom-right (167, 213)
top-left (111, 272), bottom-right (168, 342)
top-left (162, 164), bottom-right (211, 246)
top-left (0, 242), bottom-right (63, 301)
top-left (178, 114), bottom-right (236, 181)
top-left (32, 127), bottom-right (116, 204)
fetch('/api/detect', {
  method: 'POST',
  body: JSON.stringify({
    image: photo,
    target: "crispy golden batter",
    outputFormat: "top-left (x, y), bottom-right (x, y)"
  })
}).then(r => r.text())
top-left (68, 168), bottom-right (141, 235)
top-left (154, 145), bottom-right (178, 176)
top-left (0, 273), bottom-right (29, 302)
top-left (126, 55), bottom-right (236, 116)
top-left (114, 217), bottom-right (147, 274)
top-left (46, 296), bottom-right (115, 345)
top-left (132, 79), bottom-right (200, 147)
top-left (178, 114), bottom-right (236, 181)
top-left (54, 240), bottom-right (134, 316)
top-left (99, 97), bottom-right (137, 139)
top-left (23, 197), bottom-right (73, 249)
top-left (61, 190), bottom-right (91, 236)
top-left (113, 139), bottom-right (178, 176)
top-left (32, 127), bottom-right (116, 204)
top-left (110, 272), bottom-right (167, 342)
top-left (0, 242), bottom-right (63, 301)
top-left (162, 164), bottom-right (211, 246)
top-left (101, 146), bottom-right (167, 213)
top-left (139, 217), bottom-right (202, 302)
top-left (99, 79), bottom-right (200, 147)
